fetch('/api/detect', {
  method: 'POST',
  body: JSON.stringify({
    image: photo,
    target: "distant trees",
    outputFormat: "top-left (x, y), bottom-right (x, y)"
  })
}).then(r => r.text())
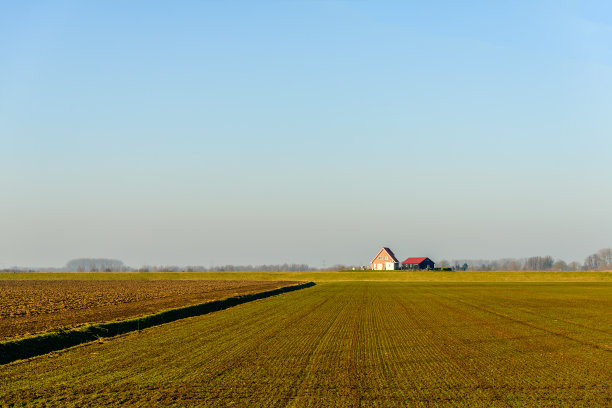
top-left (583, 248), bottom-right (612, 271)
top-left (584, 254), bottom-right (601, 270)
top-left (456, 258), bottom-right (530, 271)
top-left (65, 258), bottom-right (124, 272)
top-left (438, 260), bottom-right (468, 271)
top-left (203, 264), bottom-right (316, 272)
top-left (42, 249), bottom-right (612, 274)
top-left (600, 248), bottom-right (612, 265)
top-left (134, 264), bottom-right (318, 272)
top-left (523, 256), bottom-right (554, 271)
top-left (452, 248), bottom-right (612, 271)
top-left (62, 261), bottom-right (319, 273)
top-left (319, 264), bottom-right (366, 271)
top-left (551, 260), bottom-right (568, 271)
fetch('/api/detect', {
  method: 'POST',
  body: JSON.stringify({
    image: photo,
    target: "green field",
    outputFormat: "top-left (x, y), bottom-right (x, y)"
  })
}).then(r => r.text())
top-left (1, 281), bottom-right (610, 407)
top-left (2, 270), bottom-right (611, 282)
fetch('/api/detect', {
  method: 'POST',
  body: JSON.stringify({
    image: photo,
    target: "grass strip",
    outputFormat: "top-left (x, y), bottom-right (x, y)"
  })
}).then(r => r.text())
top-left (0, 281), bottom-right (315, 365)
top-left (2, 271), bottom-right (610, 282)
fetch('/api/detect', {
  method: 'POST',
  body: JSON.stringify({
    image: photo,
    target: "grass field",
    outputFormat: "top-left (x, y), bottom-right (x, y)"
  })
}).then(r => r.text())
top-left (0, 280), bottom-right (297, 340)
top-left (1, 270), bottom-right (611, 282)
top-left (1, 281), bottom-right (610, 407)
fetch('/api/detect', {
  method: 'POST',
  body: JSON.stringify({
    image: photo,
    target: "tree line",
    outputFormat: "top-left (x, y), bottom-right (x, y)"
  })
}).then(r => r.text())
top-left (440, 248), bottom-right (612, 271)
top-left (137, 264), bottom-right (316, 272)
top-left (2, 249), bottom-right (611, 273)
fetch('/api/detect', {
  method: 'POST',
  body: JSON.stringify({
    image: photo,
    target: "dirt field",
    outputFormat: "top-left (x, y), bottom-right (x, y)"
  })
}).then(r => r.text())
top-left (1, 281), bottom-right (610, 407)
top-left (0, 280), bottom-right (297, 340)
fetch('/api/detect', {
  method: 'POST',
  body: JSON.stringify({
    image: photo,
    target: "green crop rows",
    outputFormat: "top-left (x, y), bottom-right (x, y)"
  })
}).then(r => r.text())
top-left (1, 282), bottom-right (610, 407)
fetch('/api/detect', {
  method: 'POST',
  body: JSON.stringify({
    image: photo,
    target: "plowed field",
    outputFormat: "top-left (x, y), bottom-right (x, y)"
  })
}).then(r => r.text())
top-left (0, 280), bottom-right (296, 340)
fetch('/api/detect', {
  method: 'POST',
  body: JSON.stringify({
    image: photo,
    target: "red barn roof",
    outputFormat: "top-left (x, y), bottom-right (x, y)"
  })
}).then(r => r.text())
top-left (402, 257), bottom-right (429, 264)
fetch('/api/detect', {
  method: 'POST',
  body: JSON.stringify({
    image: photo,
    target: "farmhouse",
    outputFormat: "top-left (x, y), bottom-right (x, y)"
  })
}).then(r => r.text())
top-left (371, 247), bottom-right (400, 270)
top-left (371, 248), bottom-right (436, 271)
top-left (402, 257), bottom-right (435, 270)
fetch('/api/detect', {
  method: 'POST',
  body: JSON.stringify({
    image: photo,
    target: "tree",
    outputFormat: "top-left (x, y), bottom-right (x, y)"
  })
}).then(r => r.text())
top-left (504, 260), bottom-right (524, 271)
top-left (583, 254), bottom-right (602, 270)
top-left (524, 256), bottom-right (554, 271)
top-left (568, 261), bottom-right (582, 271)
top-left (598, 248), bottom-right (612, 269)
top-left (66, 258), bottom-right (124, 272)
top-left (551, 260), bottom-right (568, 271)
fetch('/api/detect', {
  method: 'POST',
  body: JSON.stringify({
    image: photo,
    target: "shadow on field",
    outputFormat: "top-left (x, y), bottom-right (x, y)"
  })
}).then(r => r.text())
top-left (0, 281), bottom-right (315, 365)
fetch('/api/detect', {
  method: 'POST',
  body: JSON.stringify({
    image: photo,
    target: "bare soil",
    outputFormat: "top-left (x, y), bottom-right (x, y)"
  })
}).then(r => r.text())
top-left (0, 280), bottom-right (297, 340)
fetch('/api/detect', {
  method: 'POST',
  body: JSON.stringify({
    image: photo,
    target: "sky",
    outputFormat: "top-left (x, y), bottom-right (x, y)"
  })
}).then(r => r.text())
top-left (1, 1), bottom-right (611, 268)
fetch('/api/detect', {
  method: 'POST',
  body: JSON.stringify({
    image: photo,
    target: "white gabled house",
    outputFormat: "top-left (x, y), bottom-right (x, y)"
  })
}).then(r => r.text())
top-left (371, 247), bottom-right (400, 270)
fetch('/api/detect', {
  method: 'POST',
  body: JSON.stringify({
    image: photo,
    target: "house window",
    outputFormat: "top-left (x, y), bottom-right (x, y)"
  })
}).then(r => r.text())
top-left (379, 257), bottom-right (382, 260)
top-left (385, 256), bottom-right (388, 260)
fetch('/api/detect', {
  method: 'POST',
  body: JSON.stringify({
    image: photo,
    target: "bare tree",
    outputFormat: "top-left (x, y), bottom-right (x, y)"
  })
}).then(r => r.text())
top-left (524, 256), bottom-right (554, 271)
top-left (582, 248), bottom-right (612, 270)
top-left (551, 260), bottom-right (568, 271)
top-left (583, 254), bottom-right (602, 270)
top-left (598, 248), bottom-right (612, 269)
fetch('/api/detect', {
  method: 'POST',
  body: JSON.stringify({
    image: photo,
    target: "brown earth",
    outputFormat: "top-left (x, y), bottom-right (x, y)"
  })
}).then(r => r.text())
top-left (0, 280), bottom-right (297, 341)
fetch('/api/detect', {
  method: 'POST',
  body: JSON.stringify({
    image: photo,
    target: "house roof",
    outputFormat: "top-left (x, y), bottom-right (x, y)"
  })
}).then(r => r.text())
top-left (402, 257), bottom-right (430, 264)
top-left (371, 247), bottom-right (399, 263)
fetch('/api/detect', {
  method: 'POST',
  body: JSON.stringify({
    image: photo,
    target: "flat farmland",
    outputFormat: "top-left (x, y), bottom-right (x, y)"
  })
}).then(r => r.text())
top-left (0, 280), bottom-right (297, 340)
top-left (2, 271), bottom-right (610, 282)
top-left (1, 282), bottom-right (610, 407)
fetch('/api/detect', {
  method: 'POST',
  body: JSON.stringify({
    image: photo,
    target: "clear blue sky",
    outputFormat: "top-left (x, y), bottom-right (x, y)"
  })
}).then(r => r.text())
top-left (1, 1), bottom-right (611, 268)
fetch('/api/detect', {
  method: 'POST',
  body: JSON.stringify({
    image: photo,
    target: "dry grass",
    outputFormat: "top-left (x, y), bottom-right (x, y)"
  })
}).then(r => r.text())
top-left (1, 270), bottom-right (610, 282)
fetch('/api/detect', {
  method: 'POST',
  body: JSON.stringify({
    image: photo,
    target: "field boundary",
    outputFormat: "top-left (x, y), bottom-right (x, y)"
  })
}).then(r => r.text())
top-left (0, 281), bottom-right (315, 365)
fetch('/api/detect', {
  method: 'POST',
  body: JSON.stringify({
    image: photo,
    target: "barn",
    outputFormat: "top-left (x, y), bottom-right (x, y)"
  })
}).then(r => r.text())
top-left (402, 257), bottom-right (435, 270)
top-left (371, 247), bottom-right (400, 270)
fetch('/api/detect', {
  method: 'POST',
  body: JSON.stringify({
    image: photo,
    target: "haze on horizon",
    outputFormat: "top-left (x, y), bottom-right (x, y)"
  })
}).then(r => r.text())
top-left (1, 1), bottom-right (611, 269)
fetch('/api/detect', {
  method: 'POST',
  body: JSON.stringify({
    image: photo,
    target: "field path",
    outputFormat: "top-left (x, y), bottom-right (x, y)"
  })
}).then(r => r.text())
top-left (1, 282), bottom-right (610, 407)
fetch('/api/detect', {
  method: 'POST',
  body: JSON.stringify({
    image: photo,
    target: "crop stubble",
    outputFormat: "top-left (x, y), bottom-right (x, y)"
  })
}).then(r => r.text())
top-left (0, 282), bottom-right (610, 407)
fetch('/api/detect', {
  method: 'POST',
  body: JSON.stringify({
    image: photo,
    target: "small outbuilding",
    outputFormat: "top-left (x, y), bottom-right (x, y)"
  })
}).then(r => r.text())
top-left (371, 247), bottom-right (400, 270)
top-left (402, 257), bottom-right (435, 270)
